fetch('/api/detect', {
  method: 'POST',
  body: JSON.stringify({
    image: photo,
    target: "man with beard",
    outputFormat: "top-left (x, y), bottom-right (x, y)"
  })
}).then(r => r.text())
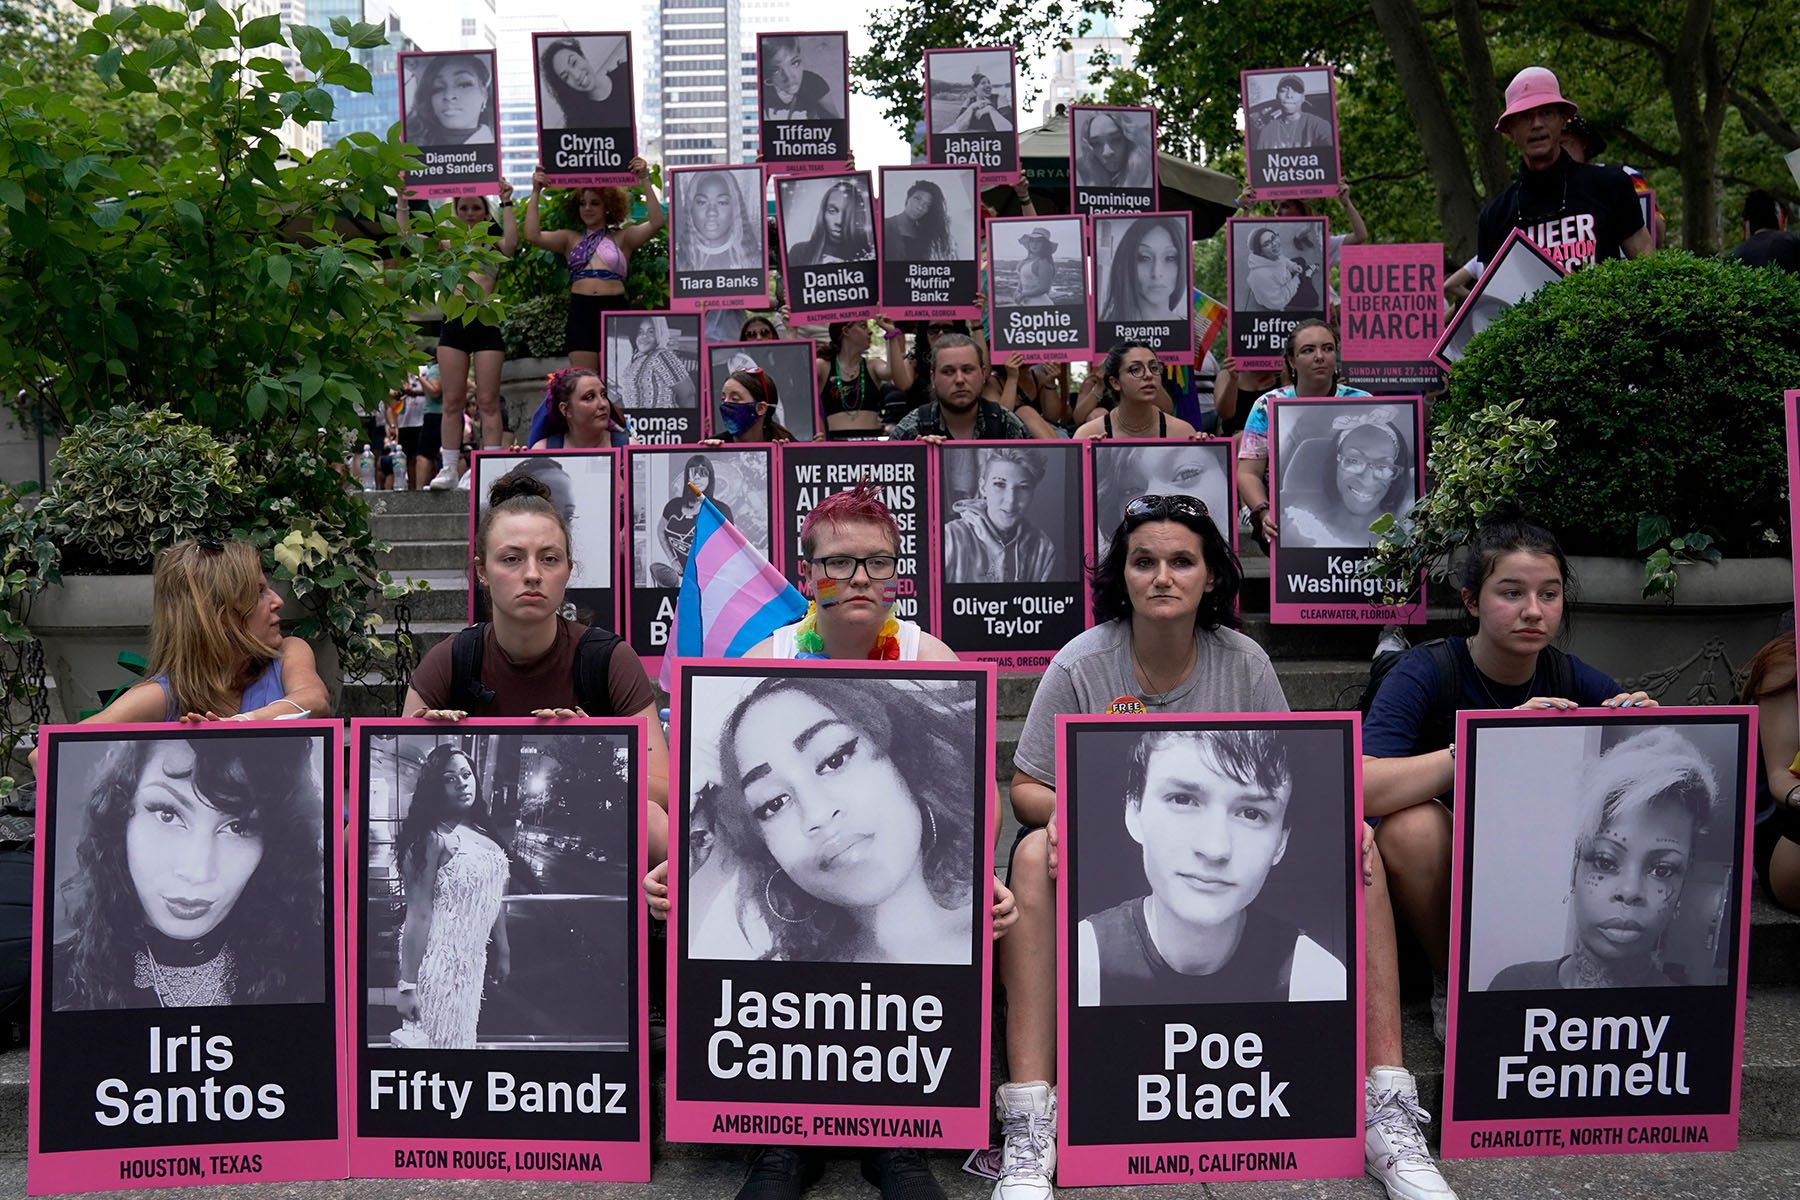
top-left (890, 334), bottom-right (1035, 441)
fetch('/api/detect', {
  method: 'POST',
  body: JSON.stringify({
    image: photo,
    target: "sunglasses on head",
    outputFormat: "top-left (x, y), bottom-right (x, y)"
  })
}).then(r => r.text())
top-left (196, 536), bottom-right (225, 553)
top-left (1123, 494), bottom-right (1209, 522)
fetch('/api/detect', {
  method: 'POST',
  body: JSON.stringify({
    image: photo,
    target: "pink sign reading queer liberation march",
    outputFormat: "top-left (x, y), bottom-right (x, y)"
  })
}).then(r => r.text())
top-left (1339, 243), bottom-right (1444, 393)
top-left (1055, 714), bottom-right (1366, 1185)
top-left (29, 722), bottom-right (347, 1195)
top-left (1442, 708), bottom-right (1755, 1159)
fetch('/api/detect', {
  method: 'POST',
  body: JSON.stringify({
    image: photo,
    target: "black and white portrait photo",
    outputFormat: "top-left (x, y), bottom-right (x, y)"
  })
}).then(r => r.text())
top-left (1274, 401), bottom-right (1417, 550)
top-left (535, 34), bottom-right (631, 131)
top-left (1071, 106), bottom-right (1155, 190)
top-left (601, 312), bottom-right (701, 411)
top-left (1091, 441), bottom-right (1233, 563)
top-left (1465, 719), bottom-right (1743, 993)
top-left (706, 339), bottom-right (818, 441)
top-left (672, 166), bottom-right (763, 274)
top-left (939, 444), bottom-right (1078, 584)
top-left (927, 49), bottom-right (1015, 137)
top-left (758, 33), bottom-right (845, 122)
top-left (1070, 724), bottom-right (1351, 1006)
top-left (471, 451), bottom-right (616, 625)
top-left (1436, 233), bottom-right (1565, 365)
top-left (1233, 219), bottom-right (1328, 314)
top-left (990, 220), bottom-right (1080, 308)
top-left (681, 671), bottom-right (982, 965)
top-left (46, 729), bottom-right (329, 1012)
top-left (629, 447), bottom-right (773, 589)
top-left (402, 50), bottom-right (498, 148)
top-left (881, 168), bottom-right (975, 263)
top-left (1094, 213), bottom-right (1193, 325)
top-left (1243, 68), bottom-right (1337, 152)
top-left (362, 727), bottom-right (636, 1051)
top-left (779, 173), bottom-right (877, 267)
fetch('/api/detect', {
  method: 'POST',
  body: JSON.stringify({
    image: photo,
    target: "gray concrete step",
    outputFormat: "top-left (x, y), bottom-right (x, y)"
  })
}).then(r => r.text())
top-left (376, 572), bottom-right (469, 623)
top-left (367, 489), bottom-right (470, 516)
top-left (371, 510), bottom-right (471, 544)
top-left (378, 540), bottom-right (469, 572)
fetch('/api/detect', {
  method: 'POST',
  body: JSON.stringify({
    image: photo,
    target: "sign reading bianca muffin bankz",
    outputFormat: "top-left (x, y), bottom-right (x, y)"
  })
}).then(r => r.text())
top-left (29, 723), bottom-right (346, 1194)
top-left (665, 661), bottom-right (997, 1148)
top-left (348, 719), bottom-right (651, 1181)
top-left (1442, 710), bottom-right (1755, 1159)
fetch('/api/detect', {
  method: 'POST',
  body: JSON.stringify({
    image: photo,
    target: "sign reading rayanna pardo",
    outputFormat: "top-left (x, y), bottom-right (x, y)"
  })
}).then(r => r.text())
top-left (348, 719), bottom-right (650, 1181)
top-left (1226, 216), bottom-right (1329, 372)
top-left (1267, 396), bottom-right (1425, 625)
top-left (778, 440), bottom-right (934, 629)
top-left (986, 215), bottom-right (1092, 364)
top-left (1338, 243), bottom-right (1444, 394)
top-left (398, 50), bottom-right (502, 199)
top-left (531, 32), bottom-right (636, 187)
top-left (1240, 67), bottom-right (1342, 202)
top-left (1443, 709), bottom-right (1755, 1159)
top-left (922, 47), bottom-right (1019, 186)
top-left (757, 32), bottom-right (851, 176)
top-left (29, 723), bottom-right (346, 1195)
top-left (1092, 212), bottom-right (1194, 364)
top-left (1056, 715), bottom-right (1365, 1185)
top-left (665, 660), bottom-right (997, 1148)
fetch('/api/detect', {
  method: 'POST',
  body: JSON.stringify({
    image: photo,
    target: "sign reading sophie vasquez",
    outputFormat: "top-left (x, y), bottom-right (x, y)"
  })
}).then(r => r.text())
top-left (531, 33), bottom-right (636, 187)
top-left (399, 50), bottom-right (501, 200)
top-left (348, 719), bottom-right (650, 1181)
top-left (666, 660), bottom-right (997, 1147)
top-left (29, 723), bottom-right (346, 1194)
top-left (1443, 710), bottom-right (1755, 1159)
top-left (986, 215), bottom-right (1092, 364)
top-left (1056, 715), bottom-right (1365, 1185)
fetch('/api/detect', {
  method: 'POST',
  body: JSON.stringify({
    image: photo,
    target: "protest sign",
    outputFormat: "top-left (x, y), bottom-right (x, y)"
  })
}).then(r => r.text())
top-left (601, 310), bottom-right (704, 445)
top-left (348, 720), bottom-right (650, 1181)
top-left (1069, 105), bottom-right (1158, 215)
top-left (1226, 217), bottom-right (1328, 371)
top-left (532, 33), bottom-right (636, 187)
top-left (399, 50), bottom-right (502, 199)
top-left (1056, 715), bottom-right (1365, 1184)
top-left (1267, 396), bottom-right (1425, 625)
top-left (757, 33), bottom-right (851, 176)
top-left (879, 165), bottom-right (982, 321)
top-left (932, 440), bottom-right (1086, 670)
top-left (987, 216), bottom-right (1091, 364)
top-left (468, 450), bottom-right (619, 626)
top-left (29, 724), bottom-right (346, 1194)
top-left (665, 660), bottom-right (996, 1147)
top-left (1240, 67), bottom-right (1342, 202)
top-left (623, 445), bottom-right (776, 675)
top-left (1093, 212), bottom-right (1194, 364)
top-left (1443, 710), bottom-right (1755, 1158)
top-left (1339, 243), bottom-right (1445, 394)
top-left (1787, 147), bottom-right (1800, 191)
top-left (705, 340), bottom-right (822, 443)
top-left (1434, 230), bottom-right (1565, 369)
top-left (923, 47), bottom-right (1020, 186)
top-left (669, 165), bottom-right (770, 311)
top-left (1088, 439), bottom-right (1235, 569)
top-left (778, 441), bottom-right (933, 629)
top-left (776, 171), bottom-right (880, 323)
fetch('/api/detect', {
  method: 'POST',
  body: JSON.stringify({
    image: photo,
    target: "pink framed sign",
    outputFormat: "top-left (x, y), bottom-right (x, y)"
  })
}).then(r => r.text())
top-left (923, 47), bottom-right (1020, 185)
top-left (1339, 242), bottom-right (1445, 394)
top-left (704, 339), bottom-right (823, 443)
top-left (879, 164), bottom-right (983, 321)
top-left (1239, 66), bottom-right (1343, 202)
top-left (1433, 229), bottom-right (1565, 370)
top-left (1225, 215), bottom-right (1329, 372)
top-left (1091, 211), bottom-right (1194, 365)
top-left (468, 448), bottom-right (620, 628)
top-left (757, 33), bottom-right (851, 177)
top-left (986, 215), bottom-right (1092, 364)
top-left (601, 309), bottom-right (706, 446)
top-left (668, 164), bottom-right (771, 312)
top-left (531, 32), bottom-right (637, 188)
top-left (1085, 438), bottom-right (1237, 578)
top-left (1069, 105), bottom-right (1158, 215)
top-left (775, 170), bottom-right (880, 323)
top-left (1442, 708), bottom-right (1756, 1158)
top-left (398, 50), bottom-right (502, 199)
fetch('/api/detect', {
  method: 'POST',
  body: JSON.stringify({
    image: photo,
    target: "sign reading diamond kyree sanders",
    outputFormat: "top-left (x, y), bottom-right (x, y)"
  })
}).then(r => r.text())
top-left (932, 440), bottom-right (1086, 671)
top-left (666, 660), bottom-right (997, 1148)
top-left (922, 47), bottom-right (1020, 186)
top-left (1226, 216), bottom-right (1329, 372)
top-left (601, 309), bottom-right (704, 446)
top-left (668, 164), bottom-right (770, 312)
top-left (1433, 230), bottom-right (1564, 370)
top-left (878, 165), bottom-right (982, 321)
top-left (778, 440), bottom-right (934, 630)
top-left (1240, 67), bottom-right (1343, 202)
top-left (1069, 105), bottom-right (1158, 216)
top-left (29, 723), bottom-right (346, 1195)
top-left (1056, 714), bottom-right (1365, 1185)
top-left (1091, 212), bottom-right (1194, 364)
top-left (757, 32), bottom-right (851, 177)
top-left (468, 449), bottom-right (619, 627)
top-left (399, 50), bottom-right (502, 199)
top-left (1443, 709), bottom-right (1755, 1159)
top-left (1267, 395), bottom-right (1425, 626)
top-left (986, 215), bottom-right (1092, 364)
top-left (348, 718), bottom-right (650, 1181)
top-left (531, 32), bottom-right (637, 187)
top-left (1339, 243), bottom-right (1445, 394)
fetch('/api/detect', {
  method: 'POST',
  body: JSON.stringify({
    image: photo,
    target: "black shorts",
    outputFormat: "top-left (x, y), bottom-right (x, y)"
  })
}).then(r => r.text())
top-left (565, 292), bottom-right (630, 355)
top-left (1754, 805), bottom-right (1800, 896)
top-left (438, 315), bottom-right (506, 356)
top-left (399, 420), bottom-right (443, 464)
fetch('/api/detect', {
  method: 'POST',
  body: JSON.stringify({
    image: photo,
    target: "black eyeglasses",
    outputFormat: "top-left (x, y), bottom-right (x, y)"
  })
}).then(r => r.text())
top-left (809, 554), bottom-right (900, 580)
top-left (1123, 494), bottom-right (1209, 522)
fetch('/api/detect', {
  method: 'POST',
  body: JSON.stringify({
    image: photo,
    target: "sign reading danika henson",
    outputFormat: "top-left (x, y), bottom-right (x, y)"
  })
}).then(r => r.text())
top-left (779, 441), bottom-right (934, 629)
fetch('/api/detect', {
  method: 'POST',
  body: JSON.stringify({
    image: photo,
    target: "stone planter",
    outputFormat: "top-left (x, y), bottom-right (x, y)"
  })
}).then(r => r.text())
top-left (1564, 555), bottom-right (1793, 705)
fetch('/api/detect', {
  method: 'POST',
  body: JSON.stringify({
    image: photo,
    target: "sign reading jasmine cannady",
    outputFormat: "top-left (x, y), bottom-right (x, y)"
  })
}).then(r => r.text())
top-left (987, 215), bottom-right (1091, 364)
top-left (933, 440), bottom-right (1085, 670)
top-left (1069, 105), bottom-right (1158, 215)
top-left (923, 47), bottom-right (1019, 185)
top-left (399, 50), bottom-right (502, 199)
top-left (1056, 715), bottom-right (1365, 1184)
top-left (668, 164), bottom-right (770, 311)
top-left (532, 33), bottom-right (636, 187)
top-left (1240, 67), bottom-right (1342, 202)
top-left (666, 660), bottom-right (997, 1147)
top-left (776, 171), bottom-right (880, 323)
top-left (29, 723), bottom-right (346, 1194)
top-left (600, 309), bottom-right (704, 445)
top-left (1226, 216), bottom-right (1329, 372)
top-left (1267, 396), bottom-right (1425, 625)
top-left (878, 165), bottom-right (982, 320)
top-left (1338, 243), bottom-right (1444, 394)
top-left (1092, 212), bottom-right (1193, 363)
top-left (468, 450), bottom-right (618, 627)
top-left (1443, 710), bottom-right (1754, 1159)
top-left (757, 32), bottom-right (851, 176)
top-left (779, 440), bottom-right (934, 628)
top-left (348, 719), bottom-right (650, 1181)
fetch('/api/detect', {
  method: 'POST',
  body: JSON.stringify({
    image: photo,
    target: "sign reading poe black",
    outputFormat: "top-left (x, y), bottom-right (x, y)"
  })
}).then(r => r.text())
top-left (779, 441), bottom-right (934, 628)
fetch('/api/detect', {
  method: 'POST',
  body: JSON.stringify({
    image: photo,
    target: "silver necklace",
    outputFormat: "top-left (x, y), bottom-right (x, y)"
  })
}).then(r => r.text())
top-left (135, 943), bottom-right (238, 1007)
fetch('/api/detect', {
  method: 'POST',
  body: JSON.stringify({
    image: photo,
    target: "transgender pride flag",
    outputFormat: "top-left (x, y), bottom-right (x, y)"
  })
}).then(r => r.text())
top-left (656, 490), bottom-right (807, 691)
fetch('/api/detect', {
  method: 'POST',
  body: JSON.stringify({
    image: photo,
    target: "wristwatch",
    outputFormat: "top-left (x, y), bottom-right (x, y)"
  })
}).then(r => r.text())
top-left (498, 200), bottom-right (514, 207)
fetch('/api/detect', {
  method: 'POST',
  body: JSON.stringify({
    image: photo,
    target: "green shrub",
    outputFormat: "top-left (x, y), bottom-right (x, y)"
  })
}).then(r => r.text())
top-left (504, 291), bottom-right (571, 359)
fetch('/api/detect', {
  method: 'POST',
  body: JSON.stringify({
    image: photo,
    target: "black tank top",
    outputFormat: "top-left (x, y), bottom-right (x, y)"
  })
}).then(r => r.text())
top-left (1087, 897), bottom-right (1303, 1005)
top-left (1103, 409), bottom-right (1167, 437)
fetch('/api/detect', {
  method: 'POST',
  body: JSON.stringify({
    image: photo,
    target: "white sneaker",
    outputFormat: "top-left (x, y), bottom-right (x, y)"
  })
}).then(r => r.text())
top-left (1429, 973), bottom-right (1448, 1042)
top-left (1365, 1067), bottom-right (1456, 1200)
top-left (427, 462), bottom-right (458, 490)
top-left (992, 1081), bottom-right (1055, 1200)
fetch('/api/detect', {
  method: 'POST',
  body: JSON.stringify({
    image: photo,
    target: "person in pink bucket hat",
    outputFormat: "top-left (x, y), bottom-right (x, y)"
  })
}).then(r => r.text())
top-left (1475, 66), bottom-right (1652, 272)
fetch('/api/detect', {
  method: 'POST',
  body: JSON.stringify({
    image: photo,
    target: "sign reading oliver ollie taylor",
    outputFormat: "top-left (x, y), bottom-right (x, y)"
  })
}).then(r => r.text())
top-left (1443, 710), bottom-right (1755, 1160)
top-left (348, 719), bottom-right (650, 1181)
top-left (666, 661), bottom-right (997, 1147)
top-left (1056, 715), bottom-right (1365, 1185)
top-left (29, 723), bottom-right (346, 1195)
top-left (779, 441), bottom-right (934, 629)
top-left (399, 50), bottom-right (501, 199)
top-left (531, 33), bottom-right (636, 188)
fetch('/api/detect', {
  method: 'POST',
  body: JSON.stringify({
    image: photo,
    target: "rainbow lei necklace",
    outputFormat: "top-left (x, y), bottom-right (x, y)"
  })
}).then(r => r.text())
top-left (792, 600), bottom-right (901, 660)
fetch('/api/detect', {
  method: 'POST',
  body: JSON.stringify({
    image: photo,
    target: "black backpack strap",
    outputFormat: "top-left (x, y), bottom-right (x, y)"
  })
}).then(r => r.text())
top-left (1539, 644), bottom-right (1578, 703)
top-left (1419, 638), bottom-right (1465, 753)
top-left (449, 623), bottom-right (493, 710)
top-left (573, 625), bottom-right (624, 717)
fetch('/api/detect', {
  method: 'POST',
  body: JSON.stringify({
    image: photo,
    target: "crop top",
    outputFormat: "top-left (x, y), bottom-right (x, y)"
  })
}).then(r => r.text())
top-left (568, 228), bottom-right (626, 282)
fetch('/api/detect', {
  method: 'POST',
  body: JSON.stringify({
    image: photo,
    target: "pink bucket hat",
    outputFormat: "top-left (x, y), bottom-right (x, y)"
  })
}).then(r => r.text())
top-left (1495, 66), bottom-right (1577, 130)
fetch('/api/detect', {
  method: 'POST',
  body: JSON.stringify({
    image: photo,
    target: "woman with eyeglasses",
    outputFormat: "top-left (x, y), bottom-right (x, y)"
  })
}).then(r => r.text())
top-left (1276, 406), bottom-right (1416, 549)
top-left (1073, 342), bottom-right (1200, 439)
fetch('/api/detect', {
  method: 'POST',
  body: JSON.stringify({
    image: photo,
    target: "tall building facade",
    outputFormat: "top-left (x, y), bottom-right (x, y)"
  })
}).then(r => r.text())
top-left (1041, 10), bottom-right (1127, 121)
top-left (658, 0), bottom-right (738, 166)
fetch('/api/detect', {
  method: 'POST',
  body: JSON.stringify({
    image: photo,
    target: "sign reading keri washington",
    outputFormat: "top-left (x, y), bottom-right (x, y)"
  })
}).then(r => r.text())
top-left (987, 216), bottom-right (1092, 364)
top-left (1339, 243), bottom-right (1444, 394)
top-left (1240, 67), bottom-right (1342, 201)
top-left (399, 50), bottom-right (501, 199)
top-left (668, 165), bottom-right (769, 311)
top-left (923, 47), bottom-right (1019, 185)
top-left (776, 171), bottom-right (880, 323)
top-left (1069, 105), bottom-right (1158, 215)
top-left (532, 33), bottom-right (636, 187)
top-left (879, 165), bottom-right (982, 320)
top-left (29, 724), bottom-right (347, 1194)
top-left (665, 661), bottom-right (997, 1146)
top-left (1056, 716), bottom-right (1365, 1184)
top-left (1443, 710), bottom-right (1755, 1159)
top-left (757, 32), bottom-right (850, 175)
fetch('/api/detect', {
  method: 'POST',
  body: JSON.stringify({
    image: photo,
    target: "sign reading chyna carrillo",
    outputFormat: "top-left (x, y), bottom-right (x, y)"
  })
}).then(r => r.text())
top-left (1239, 67), bottom-right (1342, 202)
top-left (778, 440), bottom-right (934, 628)
top-left (922, 47), bottom-right (1019, 186)
top-left (600, 309), bottom-right (704, 445)
top-left (878, 165), bottom-right (981, 321)
top-left (776, 171), bottom-right (880, 323)
top-left (29, 723), bottom-right (346, 1194)
top-left (1069, 105), bottom-right (1158, 215)
top-left (932, 440), bottom-right (1086, 670)
top-left (1226, 216), bottom-right (1329, 371)
top-left (1055, 715), bottom-right (1365, 1185)
top-left (1267, 396), bottom-right (1425, 625)
top-left (348, 719), bottom-right (651, 1181)
top-left (664, 660), bottom-right (998, 1147)
top-left (399, 50), bottom-right (502, 200)
top-left (1092, 212), bottom-right (1193, 363)
top-left (468, 449), bottom-right (619, 627)
top-left (1442, 709), bottom-right (1756, 1159)
top-left (757, 32), bottom-right (850, 176)
top-left (669, 164), bottom-right (770, 311)
top-left (987, 215), bottom-right (1092, 365)
top-left (531, 32), bottom-right (636, 188)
